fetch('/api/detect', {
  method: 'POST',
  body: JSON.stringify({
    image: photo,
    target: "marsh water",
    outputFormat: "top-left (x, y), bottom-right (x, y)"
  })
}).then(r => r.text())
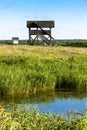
top-left (0, 90), bottom-right (87, 115)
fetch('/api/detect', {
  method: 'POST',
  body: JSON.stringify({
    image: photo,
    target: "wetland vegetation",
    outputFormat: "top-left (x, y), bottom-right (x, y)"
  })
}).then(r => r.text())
top-left (0, 45), bottom-right (87, 96)
top-left (0, 44), bottom-right (87, 129)
top-left (0, 106), bottom-right (87, 130)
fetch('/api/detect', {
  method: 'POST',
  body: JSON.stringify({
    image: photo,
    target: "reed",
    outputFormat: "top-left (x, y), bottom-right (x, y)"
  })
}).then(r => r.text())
top-left (0, 45), bottom-right (87, 96)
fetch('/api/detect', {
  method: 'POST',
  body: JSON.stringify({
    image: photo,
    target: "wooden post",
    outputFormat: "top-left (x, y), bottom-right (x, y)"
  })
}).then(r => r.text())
top-left (50, 27), bottom-right (52, 44)
top-left (37, 27), bottom-right (38, 43)
top-left (29, 28), bottom-right (31, 44)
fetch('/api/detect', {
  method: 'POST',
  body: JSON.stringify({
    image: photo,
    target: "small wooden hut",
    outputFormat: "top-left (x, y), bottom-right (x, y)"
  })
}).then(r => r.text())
top-left (12, 37), bottom-right (19, 45)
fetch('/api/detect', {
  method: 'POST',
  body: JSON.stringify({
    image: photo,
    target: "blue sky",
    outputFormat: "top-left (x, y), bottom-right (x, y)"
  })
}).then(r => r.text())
top-left (0, 0), bottom-right (87, 39)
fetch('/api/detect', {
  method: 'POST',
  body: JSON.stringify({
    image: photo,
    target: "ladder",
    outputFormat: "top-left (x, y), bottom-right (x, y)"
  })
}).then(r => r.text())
top-left (38, 34), bottom-right (52, 45)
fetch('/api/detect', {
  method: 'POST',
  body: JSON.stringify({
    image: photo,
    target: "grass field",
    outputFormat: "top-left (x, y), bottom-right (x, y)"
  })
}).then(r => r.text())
top-left (0, 45), bottom-right (87, 96)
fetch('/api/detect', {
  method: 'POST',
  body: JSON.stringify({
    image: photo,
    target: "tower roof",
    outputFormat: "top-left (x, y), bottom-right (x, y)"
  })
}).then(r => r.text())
top-left (27, 21), bottom-right (55, 28)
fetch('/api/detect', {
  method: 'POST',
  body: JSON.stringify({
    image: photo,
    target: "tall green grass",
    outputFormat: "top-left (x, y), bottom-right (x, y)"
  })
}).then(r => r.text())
top-left (0, 45), bottom-right (87, 96)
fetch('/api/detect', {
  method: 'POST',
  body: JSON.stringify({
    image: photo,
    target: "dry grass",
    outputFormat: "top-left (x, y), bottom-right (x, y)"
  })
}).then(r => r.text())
top-left (0, 45), bottom-right (87, 59)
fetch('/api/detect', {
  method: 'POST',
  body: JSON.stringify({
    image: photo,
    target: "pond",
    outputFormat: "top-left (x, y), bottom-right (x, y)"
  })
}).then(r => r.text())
top-left (0, 90), bottom-right (87, 115)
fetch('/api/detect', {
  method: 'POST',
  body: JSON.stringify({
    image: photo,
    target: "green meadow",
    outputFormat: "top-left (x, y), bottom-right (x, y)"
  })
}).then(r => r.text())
top-left (0, 45), bottom-right (87, 96)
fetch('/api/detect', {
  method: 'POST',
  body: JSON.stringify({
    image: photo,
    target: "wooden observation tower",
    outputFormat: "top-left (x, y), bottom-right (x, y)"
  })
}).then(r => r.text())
top-left (27, 21), bottom-right (55, 45)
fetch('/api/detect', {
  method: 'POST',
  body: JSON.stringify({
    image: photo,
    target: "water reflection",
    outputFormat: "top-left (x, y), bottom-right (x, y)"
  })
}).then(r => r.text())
top-left (0, 90), bottom-right (87, 114)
